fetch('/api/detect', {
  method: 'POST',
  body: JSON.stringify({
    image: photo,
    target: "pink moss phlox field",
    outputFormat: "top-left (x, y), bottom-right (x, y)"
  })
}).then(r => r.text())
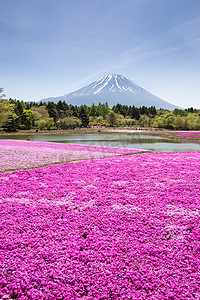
top-left (175, 132), bottom-right (200, 138)
top-left (0, 152), bottom-right (200, 299)
top-left (0, 139), bottom-right (149, 172)
top-left (139, 130), bottom-right (200, 139)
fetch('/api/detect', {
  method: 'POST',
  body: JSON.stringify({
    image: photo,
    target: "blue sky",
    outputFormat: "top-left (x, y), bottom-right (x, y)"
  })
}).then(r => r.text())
top-left (0, 0), bottom-right (200, 108)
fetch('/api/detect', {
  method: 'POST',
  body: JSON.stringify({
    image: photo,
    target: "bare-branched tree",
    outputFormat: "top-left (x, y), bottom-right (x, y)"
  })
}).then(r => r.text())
top-left (0, 88), bottom-right (6, 99)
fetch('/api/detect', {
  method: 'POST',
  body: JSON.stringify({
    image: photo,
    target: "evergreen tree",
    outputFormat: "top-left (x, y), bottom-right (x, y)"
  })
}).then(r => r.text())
top-left (46, 102), bottom-right (59, 122)
top-left (89, 103), bottom-right (97, 117)
top-left (15, 100), bottom-right (24, 116)
top-left (149, 106), bottom-right (157, 117)
top-left (68, 104), bottom-right (78, 117)
top-left (131, 106), bottom-right (140, 120)
top-left (79, 105), bottom-right (89, 127)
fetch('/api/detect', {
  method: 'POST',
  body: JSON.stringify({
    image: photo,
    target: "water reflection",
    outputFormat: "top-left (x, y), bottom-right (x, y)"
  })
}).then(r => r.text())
top-left (0, 133), bottom-right (200, 152)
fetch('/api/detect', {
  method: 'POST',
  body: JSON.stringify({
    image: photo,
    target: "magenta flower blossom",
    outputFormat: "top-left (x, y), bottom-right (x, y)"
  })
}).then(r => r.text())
top-left (0, 151), bottom-right (199, 299)
top-left (176, 131), bottom-right (200, 138)
top-left (0, 139), bottom-right (150, 172)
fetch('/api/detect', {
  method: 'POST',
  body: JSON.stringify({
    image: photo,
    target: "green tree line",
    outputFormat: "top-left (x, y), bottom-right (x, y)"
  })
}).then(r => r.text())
top-left (0, 94), bottom-right (200, 131)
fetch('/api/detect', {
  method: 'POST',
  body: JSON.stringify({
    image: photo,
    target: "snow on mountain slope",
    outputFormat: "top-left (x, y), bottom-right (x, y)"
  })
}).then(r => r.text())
top-left (41, 74), bottom-right (181, 109)
top-left (68, 75), bottom-right (145, 96)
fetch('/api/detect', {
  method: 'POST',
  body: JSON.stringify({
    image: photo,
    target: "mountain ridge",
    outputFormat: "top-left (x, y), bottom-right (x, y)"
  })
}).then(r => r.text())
top-left (40, 74), bottom-right (181, 110)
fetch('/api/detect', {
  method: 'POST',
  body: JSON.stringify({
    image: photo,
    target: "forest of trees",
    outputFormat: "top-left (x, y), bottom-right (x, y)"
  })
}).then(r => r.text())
top-left (0, 90), bottom-right (200, 132)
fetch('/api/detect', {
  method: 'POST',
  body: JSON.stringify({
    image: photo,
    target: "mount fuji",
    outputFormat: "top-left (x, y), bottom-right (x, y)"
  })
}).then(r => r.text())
top-left (41, 74), bottom-right (180, 110)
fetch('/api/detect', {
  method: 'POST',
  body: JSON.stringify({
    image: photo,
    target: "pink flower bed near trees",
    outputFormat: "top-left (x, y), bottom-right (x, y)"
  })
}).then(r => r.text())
top-left (0, 152), bottom-right (199, 299)
top-left (176, 132), bottom-right (200, 138)
top-left (138, 130), bottom-right (200, 139)
top-left (0, 140), bottom-right (149, 172)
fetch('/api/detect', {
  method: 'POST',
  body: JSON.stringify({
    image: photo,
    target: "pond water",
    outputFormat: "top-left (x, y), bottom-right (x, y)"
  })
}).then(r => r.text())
top-left (1, 133), bottom-right (200, 152)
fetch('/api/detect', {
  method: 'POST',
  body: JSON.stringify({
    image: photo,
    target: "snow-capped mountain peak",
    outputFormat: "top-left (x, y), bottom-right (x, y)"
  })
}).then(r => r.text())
top-left (70, 74), bottom-right (143, 97)
top-left (40, 74), bottom-right (181, 109)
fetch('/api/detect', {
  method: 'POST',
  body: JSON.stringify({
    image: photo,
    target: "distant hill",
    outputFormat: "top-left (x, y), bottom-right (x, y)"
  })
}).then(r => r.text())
top-left (41, 74), bottom-right (181, 110)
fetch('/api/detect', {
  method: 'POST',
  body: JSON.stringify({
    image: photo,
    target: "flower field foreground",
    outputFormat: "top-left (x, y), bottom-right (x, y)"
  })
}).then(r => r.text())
top-left (0, 139), bottom-right (150, 172)
top-left (0, 152), bottom-right (200, 299)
